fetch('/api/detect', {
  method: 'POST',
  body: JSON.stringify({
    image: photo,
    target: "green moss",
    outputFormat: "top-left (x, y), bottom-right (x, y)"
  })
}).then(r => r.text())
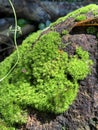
top-left (0, 30), bottom-right (41, 86)
top-left (93, 10), bottom-right (98, 17)
top-left (0, 30), bottom-right (93, 129)
top-left (75, 15), bottom-right (86, 21)
top-left (0, 5), bottom-right (94, 129)
top-left (62, 30), bottom-right (69, 35)
top-left (51, 4), bottom-right (98, 27)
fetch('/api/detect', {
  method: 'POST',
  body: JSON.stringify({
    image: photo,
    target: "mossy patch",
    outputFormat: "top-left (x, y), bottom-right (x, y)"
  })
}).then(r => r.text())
top-left (0, 5), bottom-right (94, 129)
top-left (75, 14), bottom-right (86, 21)
top-left (0, 31), bottom-right (93, 129)
top-left (51, 4), bottom-right (98, 27)
top-left (62, 30), bottom-right (69, 35)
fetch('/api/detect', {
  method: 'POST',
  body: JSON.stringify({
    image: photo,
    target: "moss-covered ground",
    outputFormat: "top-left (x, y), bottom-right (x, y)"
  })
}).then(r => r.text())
top-left (0, 4), bottom-right (96, 129)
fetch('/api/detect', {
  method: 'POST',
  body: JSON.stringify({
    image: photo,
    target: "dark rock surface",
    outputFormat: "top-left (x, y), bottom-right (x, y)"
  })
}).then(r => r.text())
top-left (0, 0), bottom-right (89, 22)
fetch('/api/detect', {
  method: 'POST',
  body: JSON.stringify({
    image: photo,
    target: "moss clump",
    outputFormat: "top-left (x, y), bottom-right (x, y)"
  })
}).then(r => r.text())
top-left (62, 30), bottom-right (69, 35)
top-left (0, 119), bottom-right (15, 130)
top-left (67, 47), bottom-right (93, 81)
top-left (0, 31), bottom-right (93, 129)
top-left (75, 14), bottom-right (86, 21)
top-left (0, 4), bottom-right (95, 129)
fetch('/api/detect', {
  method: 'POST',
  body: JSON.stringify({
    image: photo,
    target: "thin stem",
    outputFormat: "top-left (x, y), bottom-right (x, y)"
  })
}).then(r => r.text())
top-left (0, 0), bottom-right (19, 82)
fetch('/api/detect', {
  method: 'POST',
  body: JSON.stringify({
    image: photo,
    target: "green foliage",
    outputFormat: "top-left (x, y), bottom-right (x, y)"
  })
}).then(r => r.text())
top-left (75, 15), bottom-right (86, 21)
top-left (0, 84), bottom-right (27, 125)
top-left (0, 30), bottom-right (93, 129)
top-left (0, 119), bottom-right (15, 130)
top-left (62, 30), bottom-right (69, 35)
top-left (67, 47), bottom-right (93, 81)
top-left (0, 4), bottom-right (95, 129)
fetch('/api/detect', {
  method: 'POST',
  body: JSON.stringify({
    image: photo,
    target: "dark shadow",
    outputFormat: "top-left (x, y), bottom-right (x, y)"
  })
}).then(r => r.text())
top-left (27, 107), bottom-right (57, 124)
top-left (70, 26), bottom-right (98, 35)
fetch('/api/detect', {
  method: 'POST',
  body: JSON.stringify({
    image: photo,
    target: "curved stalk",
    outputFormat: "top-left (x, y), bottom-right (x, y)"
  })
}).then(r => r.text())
top-left (0, 0), bottom-right (19, 82)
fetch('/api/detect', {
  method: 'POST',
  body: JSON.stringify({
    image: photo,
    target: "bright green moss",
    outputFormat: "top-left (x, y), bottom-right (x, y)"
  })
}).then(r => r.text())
top-left (75, 15), bottom-right (86, 21)
top-left (51, 4), bottom-right (98, 27)
top-left (67, 47), bottom-right (93, 81)
top-left (0, 31), bottom-right (93, 129)
top-left (93, 10), bottom-right (98, 17)
top-left (0, 6), bottom-right (94, 129)
top-left (67, 58), bottom-right (90, 81)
